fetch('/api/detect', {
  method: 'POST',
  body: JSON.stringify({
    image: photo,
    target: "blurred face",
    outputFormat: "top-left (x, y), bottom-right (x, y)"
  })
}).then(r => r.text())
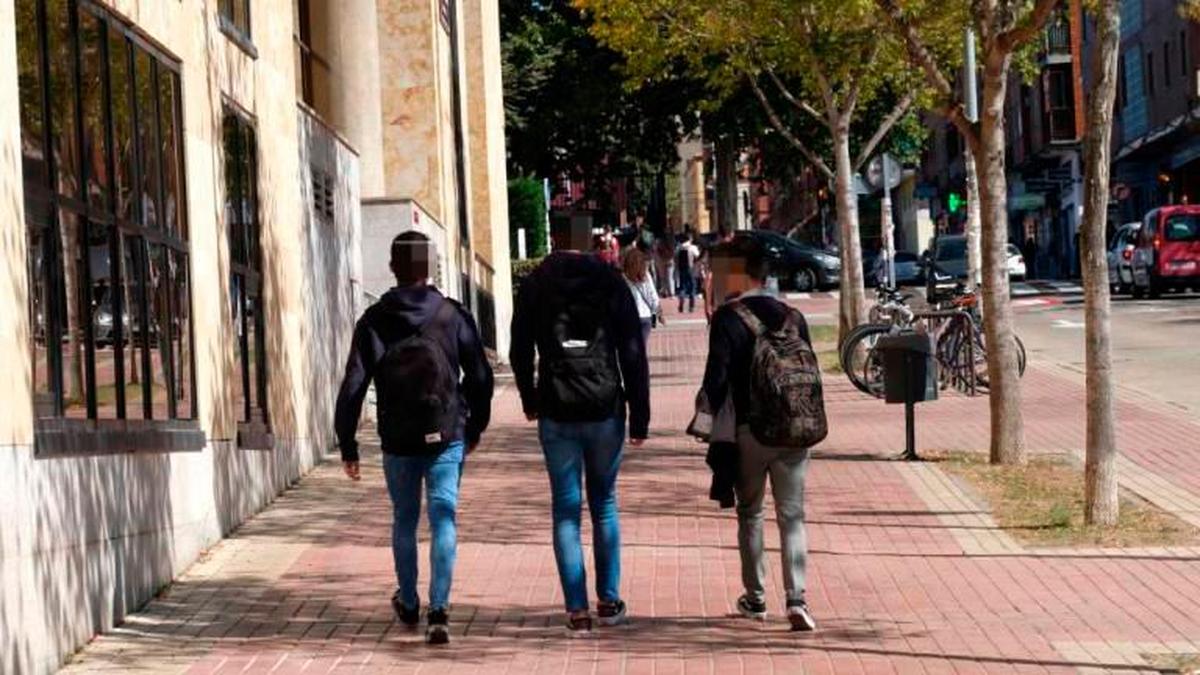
top-left (391, 239), bottom-right (434, 285)
top-left (712, 255), bottom-right (760, 300)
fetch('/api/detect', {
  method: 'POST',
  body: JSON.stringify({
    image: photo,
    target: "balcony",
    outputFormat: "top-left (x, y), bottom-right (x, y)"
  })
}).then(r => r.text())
top-left (1042, 10), bottom-right (1072, 65)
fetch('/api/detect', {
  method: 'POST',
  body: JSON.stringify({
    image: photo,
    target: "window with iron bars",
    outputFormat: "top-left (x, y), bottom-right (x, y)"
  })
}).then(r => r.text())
top-left (17, 0), bottom-right (196, 436)
top-left (222, 108), bottom-right (270, 438)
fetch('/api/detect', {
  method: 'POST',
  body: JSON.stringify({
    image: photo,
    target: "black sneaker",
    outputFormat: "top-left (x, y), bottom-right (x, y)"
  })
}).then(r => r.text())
top-left (565, 611), bottom-right (593, 636)
top-left (597, 600), bottom-right (627, 627)
top-left (736, 594), bottom-right (768, 621)
top-left (787, 599), bottom-right (816, 632)
top-left (391, 591), bottom-right (419, 629)
top-left (426, 607), bottom-right (450, 645)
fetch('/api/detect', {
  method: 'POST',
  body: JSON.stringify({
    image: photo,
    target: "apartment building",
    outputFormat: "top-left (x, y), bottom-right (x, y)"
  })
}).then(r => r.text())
top-left (0, 1), bottom-right (510, 672)
top-left (1105, 0), bottom-right (1200, 220)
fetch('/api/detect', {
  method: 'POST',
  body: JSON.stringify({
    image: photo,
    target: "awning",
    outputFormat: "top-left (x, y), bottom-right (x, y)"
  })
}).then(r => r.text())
top-left (1114, 104), bottom-right (1200, 164)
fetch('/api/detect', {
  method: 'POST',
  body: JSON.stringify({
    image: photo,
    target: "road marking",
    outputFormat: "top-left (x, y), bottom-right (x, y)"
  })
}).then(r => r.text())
top-left (1051, 319), bottom-right (1085, 329)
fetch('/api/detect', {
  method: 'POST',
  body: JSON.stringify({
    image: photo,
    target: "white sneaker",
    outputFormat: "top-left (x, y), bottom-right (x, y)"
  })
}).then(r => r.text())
top-left (787, 600), bottom-right (816, 631)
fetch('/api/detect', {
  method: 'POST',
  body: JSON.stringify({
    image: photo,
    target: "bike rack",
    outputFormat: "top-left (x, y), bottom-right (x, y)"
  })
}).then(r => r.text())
top-left (911, 309), bottom-right (980, 397)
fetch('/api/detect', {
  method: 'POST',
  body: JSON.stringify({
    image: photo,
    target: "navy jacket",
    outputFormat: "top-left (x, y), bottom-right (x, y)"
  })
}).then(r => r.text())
top-left (510, 252), bottom-right (651, 439)
top-left (335, 285), bottom-right (494, 462)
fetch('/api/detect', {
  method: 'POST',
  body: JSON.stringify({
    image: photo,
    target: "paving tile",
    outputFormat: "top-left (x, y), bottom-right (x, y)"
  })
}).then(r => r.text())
top-left (61, 305), bottom-right (1200, 673)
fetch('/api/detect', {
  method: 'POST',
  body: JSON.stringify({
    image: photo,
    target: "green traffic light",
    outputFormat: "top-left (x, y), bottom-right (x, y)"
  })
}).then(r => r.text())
top-left (947, 191), bottom-right (964, 213)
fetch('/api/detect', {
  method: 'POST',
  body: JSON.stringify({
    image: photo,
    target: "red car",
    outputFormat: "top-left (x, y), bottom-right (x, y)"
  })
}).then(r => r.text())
top-left (1131, 205), bottom-right (1200, 298)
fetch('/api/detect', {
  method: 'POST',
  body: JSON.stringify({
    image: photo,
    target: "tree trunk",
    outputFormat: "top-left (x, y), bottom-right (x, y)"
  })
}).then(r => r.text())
top-left (61, 218), bottom-right (85, 407)
top-left (976, 55), bottom-right (1026, 465)
top-left (965, 150), bottom-right (983, 287)
top-left (832, 123), bottom-right (867, 342)
top-left (714, 135), bottom-right (740, 232)
top-left (1082, 0), bottom-right (1121, 526)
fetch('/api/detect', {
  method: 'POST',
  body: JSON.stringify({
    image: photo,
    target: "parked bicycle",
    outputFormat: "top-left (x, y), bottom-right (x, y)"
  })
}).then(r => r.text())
top-left (839, 284), bottom-right (1026, 398)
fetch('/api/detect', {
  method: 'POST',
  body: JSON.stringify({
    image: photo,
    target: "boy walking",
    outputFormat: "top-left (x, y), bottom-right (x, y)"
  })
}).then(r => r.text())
top-left (510, 220), bottom-right (651, 634)
top-left (335, 231), bottom-right (494, 645)
top-left (675, 233), bottom-right (700, 313)
top-left (700, 237), bottom-right (825, 631)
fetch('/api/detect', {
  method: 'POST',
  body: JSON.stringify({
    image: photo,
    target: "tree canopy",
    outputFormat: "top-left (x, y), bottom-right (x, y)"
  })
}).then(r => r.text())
top-left (501, 0), bottom-right (698, 186)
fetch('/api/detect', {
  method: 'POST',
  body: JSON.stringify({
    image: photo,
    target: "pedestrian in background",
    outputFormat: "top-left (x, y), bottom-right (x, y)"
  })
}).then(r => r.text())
top-left (675, 232), bottom-right (700, 313)
top-left (656, 232), bottom-right (676, 298)
top-left (334, 231), bottom-right (494, 645)
top-left (623, 247), bottom-right (663, 347)
top-left (510, 219), bottom-right (651, 635)
top-left (700, 235), bottom-right (825, 632)
top-left (598, 225), bottom-right (621, 268)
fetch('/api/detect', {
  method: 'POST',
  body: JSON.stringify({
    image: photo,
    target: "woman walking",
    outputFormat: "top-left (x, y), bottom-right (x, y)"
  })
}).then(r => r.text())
top-left (623, 248), bottom-right (662, 347)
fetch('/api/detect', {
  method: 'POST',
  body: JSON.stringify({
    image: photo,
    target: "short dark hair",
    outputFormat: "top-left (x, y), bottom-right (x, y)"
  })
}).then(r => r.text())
top-left (713, 235), bottom-right (769, 282)
top-left (390, 231), bottom-right (433, 286)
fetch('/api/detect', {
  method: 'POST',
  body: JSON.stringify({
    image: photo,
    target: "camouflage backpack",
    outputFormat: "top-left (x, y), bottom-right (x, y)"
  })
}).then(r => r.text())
top-left (731, 302), bottom-right (828, 448)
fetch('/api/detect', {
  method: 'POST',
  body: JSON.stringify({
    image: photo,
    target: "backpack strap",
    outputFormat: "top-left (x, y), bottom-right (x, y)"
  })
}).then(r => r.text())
top-left (731, 301), bottom-right (766, 336)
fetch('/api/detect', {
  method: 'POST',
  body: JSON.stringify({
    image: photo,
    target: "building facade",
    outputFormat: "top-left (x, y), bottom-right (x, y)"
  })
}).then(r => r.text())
top-left (1104, 0), bottom-right (1200, 222)
top-left (0, 1), bottom-right (511, 673)
top-left (1005, 0), bottom-right (1087, 279)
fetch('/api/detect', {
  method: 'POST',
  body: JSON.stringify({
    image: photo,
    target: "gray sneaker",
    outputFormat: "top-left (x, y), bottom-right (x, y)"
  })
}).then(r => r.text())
top-left (787, 599), bottom-right (816, 631)
top-left (736, 595), bottom-right (767, 621)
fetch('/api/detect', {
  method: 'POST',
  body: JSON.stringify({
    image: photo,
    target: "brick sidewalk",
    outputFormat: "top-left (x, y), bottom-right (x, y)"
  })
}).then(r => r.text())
top-left (62, 307), bottom-right (1200, 674)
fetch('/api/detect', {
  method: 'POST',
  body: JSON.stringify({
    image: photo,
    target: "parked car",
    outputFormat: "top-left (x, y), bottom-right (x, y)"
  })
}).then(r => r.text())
top-left (740, 229), bottom-right (841, 292)
top-left (871, 251), bottom-right (924, 286)
top-left (1106, 222), bottom-right (1140, 294)
top-left (924, 233), bottom-right (967, 276)
top-left (1006, 243), bottom-right (1026, 281)
top-left (1131, 205), bottom-right (1200, 298)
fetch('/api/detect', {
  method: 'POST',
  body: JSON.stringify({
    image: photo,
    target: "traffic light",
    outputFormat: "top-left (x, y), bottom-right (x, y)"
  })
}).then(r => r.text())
top-left (947, 191), bottom-right (964, 213)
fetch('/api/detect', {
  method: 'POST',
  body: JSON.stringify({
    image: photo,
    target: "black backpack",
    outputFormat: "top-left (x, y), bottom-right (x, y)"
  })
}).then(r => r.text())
top-left (676, 244), bottom-right (693, 274)
top-left (538, 282), bottom-right (622, 421)
top-left (732, 302), bottom-right (828, 448)
top-left (375, 300), bottom-right (459, 454)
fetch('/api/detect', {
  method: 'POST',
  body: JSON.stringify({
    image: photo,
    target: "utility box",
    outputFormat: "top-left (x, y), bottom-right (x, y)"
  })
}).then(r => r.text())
top-left (876, 332), bottom-right (938, 404)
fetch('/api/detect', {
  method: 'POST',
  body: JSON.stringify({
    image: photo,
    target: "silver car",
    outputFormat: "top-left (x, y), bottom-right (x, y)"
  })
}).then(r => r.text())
top-left (1107, 222), bottom-right (1140, 294)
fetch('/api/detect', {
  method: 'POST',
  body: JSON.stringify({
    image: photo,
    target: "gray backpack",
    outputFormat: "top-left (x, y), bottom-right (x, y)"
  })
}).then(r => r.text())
top-left (732, 302), bottom-right (828, 448)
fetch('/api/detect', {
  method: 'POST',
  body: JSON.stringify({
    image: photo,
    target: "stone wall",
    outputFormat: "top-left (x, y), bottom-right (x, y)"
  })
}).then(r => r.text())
top-left (0, 1), bottom-right (361, 672)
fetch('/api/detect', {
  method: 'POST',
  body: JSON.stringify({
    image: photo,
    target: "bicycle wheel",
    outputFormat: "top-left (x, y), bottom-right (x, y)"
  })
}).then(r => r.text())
top-left (1015, 333), bottom-right (1027, 377)
top-left (966, 330), bottom-right (1027, 388)
top-left (937, 318), bottom-right (984, 394)
top-left (839, 323), bottom-right (892, 397)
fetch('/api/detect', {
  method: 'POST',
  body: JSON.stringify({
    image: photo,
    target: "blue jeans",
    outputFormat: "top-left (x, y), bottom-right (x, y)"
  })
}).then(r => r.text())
top-left (677, 273), bottom-right (696, 312)
top-left (382, 442), bottom-right (464, 611)
top-left (538, 416), bottom-right (625, 612)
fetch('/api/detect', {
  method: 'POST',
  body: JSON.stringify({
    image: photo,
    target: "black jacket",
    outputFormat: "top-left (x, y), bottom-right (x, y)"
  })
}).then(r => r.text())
top-left (334, 286), bottom-right (494, 462)
top-left (702, 293), bottom-right (812, 429)
top-left (510, 252), bottom-right (651, 438)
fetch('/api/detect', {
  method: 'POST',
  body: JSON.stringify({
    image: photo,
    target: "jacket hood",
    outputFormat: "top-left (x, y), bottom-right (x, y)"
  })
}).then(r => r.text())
top-left (377, 284), bottom-right (446, 333)
top-left (538, 251), bottom-right (616, 296)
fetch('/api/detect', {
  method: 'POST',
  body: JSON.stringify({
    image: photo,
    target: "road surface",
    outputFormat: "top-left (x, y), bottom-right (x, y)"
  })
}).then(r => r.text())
top-left (1015, 292), bottom-right (1200, 414)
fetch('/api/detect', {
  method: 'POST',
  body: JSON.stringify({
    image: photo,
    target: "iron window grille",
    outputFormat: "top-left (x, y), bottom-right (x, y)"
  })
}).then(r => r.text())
top-left (17, 0), bottom-right (197, 436)
top-left (221, 107), bottom-right (270, 436)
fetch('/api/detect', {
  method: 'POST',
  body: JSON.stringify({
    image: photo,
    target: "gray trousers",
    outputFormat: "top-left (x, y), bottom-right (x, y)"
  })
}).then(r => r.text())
top-left (735, 426), bottom-right (811, 604)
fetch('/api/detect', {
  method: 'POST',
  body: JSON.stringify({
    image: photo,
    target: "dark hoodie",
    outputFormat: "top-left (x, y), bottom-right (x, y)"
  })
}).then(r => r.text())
top-left (510, 252), bottom-right (650, 438)
top-left (335, 285), bottom-right (494, 462)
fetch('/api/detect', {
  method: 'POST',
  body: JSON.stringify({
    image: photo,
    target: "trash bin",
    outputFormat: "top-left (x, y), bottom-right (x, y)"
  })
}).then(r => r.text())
top-left (876, 332), bottom-right (938, 405)
top-left (874, 332), bottom-right (938, 460)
